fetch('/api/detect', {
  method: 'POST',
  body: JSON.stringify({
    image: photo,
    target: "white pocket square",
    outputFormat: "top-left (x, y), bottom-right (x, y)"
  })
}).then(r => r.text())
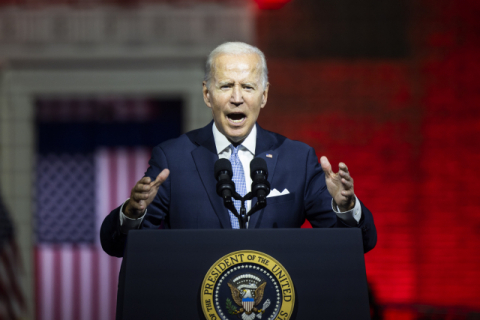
top-left (267, 188), bottom-right (290, 198)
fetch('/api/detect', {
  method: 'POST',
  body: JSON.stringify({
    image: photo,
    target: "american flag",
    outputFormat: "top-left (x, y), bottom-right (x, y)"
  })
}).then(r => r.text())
top-left (35, 147), bottom-right (151, 320)
top-left (34, 97), bottom-right (181, 320)
top-left (0, 192), bottom-right (27, 319)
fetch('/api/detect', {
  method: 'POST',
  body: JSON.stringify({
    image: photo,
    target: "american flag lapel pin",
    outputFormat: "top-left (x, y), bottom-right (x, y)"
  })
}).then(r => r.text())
top-left (266, 154), bottom-right (273, 158)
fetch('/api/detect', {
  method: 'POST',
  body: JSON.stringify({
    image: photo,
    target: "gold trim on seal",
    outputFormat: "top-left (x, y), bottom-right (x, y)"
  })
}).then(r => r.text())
top-left (201, 250), bottom-right (295, 320)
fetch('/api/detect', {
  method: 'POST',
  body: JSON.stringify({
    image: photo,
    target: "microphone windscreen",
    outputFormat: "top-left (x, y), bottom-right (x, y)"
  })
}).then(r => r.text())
top-left (250, 157), bottom-right (268, 179)
top-left (214, 158), bottom-right (233, 179)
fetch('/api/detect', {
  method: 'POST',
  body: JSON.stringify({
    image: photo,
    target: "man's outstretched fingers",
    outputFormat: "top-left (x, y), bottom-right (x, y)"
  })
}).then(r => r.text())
top-left (341, 178), bottom-right (353, 190)
top-left (133, 182), bottom-right (150, 194)
top-left (140, 176), bottom-right (152, 184)
top-left (132, 190), bottom-right (147, 202)
top-left (339, 162), bottom-right (349, 172)
top-left (340, 171), bottom-right (352, 182)
top-left (341, 189), bottom-right (354, 197)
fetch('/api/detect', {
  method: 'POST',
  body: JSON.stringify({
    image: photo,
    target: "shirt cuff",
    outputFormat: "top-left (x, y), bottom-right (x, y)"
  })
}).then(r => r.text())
top-left (331, 195), bottom-right (362, 227)
top-left (119, 199), bottom-right (146, 232)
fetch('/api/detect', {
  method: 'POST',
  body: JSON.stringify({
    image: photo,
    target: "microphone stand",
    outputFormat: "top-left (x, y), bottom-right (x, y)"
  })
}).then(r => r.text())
top-left (222, 192), bottom-right (267, 229)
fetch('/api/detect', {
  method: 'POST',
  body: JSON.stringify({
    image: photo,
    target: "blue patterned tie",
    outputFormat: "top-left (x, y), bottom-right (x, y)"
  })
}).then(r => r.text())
top-left (229, 144), bottom-right (247, 229)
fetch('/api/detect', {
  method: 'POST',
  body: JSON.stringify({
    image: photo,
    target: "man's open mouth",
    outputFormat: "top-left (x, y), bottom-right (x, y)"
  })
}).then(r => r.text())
top-left (227, 113), bottom-right (246, 124)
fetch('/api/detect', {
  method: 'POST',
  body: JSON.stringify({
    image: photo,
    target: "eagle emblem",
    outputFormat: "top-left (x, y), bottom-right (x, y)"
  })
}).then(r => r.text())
top-left (226, 273), bottom-right (271, 320)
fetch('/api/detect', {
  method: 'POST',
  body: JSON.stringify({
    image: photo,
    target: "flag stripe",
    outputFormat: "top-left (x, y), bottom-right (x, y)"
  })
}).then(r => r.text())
top-left (134, 148), bottom-right (149, 184)
top-left (72, 246), bottom-right (81, 320)
top-left (91, 247), bottom-right (100, 320)
top-left (95, 148), bottom-right (110, 320)
top-left (54, 246), bottom-right (62, 320)
top-left (34, 148), bottom-right (150, 320)
top-left (98, 250), bottom-right (111, 320)
top-left (34, 247), bottom-right (42, 320)
top-left (38, 246), bottom-right (54, 320)
top-left (79, 246), bottom-right (92, 320)
top-left (95, 150), bottom-right (115, 320)
top-left (61, 246), bottom-right (73, 320)
top-left (111, 150), bottom-right (122, 318)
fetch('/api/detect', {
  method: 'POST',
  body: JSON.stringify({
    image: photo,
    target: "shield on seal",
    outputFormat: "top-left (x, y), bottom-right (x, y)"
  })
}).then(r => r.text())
top-left (242, 297), bottom-right (254, 312)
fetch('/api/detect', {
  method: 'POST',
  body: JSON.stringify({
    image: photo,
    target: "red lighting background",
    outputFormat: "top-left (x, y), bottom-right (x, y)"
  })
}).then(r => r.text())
top-left (258, 0), bottom-right (480, 317)
top-left (254, 0), bottom-right (292, 10)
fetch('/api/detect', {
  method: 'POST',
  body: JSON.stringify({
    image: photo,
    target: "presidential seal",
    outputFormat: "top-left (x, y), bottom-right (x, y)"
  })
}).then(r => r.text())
top-left (201, 250), bottom-right (294, 320)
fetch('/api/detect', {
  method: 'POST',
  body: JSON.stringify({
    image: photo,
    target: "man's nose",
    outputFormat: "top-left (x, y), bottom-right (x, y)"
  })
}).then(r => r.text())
top-left (230, 85), bottom-right (243, 106)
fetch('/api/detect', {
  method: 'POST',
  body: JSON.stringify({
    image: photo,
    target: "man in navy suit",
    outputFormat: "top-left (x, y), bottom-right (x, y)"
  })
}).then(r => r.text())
top-left (100, 42), bottom-right (376, 257)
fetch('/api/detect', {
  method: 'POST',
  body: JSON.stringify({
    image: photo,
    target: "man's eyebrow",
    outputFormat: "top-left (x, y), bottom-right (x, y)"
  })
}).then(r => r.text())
top-left (218, 80), bottom-right (233, 86)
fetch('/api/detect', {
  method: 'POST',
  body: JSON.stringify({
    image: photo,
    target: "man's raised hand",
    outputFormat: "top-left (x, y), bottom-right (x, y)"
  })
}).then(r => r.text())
top-left (320, 156), bottom-right (355, 212)
top-left (124, 169), bottom-right (170, 219)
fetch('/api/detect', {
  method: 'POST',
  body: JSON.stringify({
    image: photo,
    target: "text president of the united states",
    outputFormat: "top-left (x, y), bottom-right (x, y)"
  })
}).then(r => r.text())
top-left (100, 42), bottom-right (377, 257)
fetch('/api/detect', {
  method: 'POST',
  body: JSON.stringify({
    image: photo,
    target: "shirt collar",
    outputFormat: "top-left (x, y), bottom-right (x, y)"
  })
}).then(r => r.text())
top-left (212, 122), bottom-right (256, 155)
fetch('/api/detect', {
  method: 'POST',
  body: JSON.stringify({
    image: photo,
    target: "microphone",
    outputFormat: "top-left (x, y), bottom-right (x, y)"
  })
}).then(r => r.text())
top-left (214, 159), bottom-right (235, 199)
top-left (250, 157), bottom-right (270, 201)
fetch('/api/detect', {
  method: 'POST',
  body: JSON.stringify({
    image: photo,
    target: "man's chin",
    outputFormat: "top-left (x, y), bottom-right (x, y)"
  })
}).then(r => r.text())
top-left (218, 121), bottom-right (254, 144)
top-left (226, 135), bottom-right (246, 144)
top-left (225, 130), bottom-right (248, 144)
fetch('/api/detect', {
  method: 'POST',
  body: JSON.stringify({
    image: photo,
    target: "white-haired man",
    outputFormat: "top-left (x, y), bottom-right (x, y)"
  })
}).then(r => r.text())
top-left (100, 42), bottom-right (376, 257)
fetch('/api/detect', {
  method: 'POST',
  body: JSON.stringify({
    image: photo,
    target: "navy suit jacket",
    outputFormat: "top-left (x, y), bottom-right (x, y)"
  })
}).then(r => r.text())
top-left (100, 122), bottom-right (377, 257)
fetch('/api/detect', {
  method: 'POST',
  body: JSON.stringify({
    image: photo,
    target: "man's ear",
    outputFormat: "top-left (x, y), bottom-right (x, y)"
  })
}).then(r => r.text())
top-left (203, 81), bottom-right (212, 108)
top-left (261, 83), bottom-right (269, 109)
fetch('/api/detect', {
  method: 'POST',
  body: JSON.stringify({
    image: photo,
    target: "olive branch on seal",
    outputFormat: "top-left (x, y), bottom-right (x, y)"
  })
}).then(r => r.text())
top-left (226, 298), bottom-right (238, 315)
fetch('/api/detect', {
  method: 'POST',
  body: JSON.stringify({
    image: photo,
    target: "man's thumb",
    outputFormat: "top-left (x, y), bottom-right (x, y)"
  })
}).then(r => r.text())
top-left (320, 156), bottom-right (332, 175)
top-left (152, 168), bottom-right (170, 187)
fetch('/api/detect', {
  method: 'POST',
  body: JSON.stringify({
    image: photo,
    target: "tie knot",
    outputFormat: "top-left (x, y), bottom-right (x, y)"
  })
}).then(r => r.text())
top-left (230, 144), bottom-right (242, 156)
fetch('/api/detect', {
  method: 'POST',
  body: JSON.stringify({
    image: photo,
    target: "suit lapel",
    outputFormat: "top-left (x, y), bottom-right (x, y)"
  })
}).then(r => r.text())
top-left (248, 125), bottom-right (279, 229)
top-left (190, 123), bottom-right (232, 229)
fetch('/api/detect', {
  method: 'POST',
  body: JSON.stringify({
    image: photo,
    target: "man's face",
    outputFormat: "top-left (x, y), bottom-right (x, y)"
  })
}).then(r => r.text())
top-left (203, 53), bottom-right (269, 144)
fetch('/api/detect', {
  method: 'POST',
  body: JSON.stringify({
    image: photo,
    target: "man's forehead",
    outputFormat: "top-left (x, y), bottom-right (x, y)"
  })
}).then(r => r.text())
top-left (212, 53), bottom-right (262, 80)
top-left (214, 54), bottom-right (261, 71)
